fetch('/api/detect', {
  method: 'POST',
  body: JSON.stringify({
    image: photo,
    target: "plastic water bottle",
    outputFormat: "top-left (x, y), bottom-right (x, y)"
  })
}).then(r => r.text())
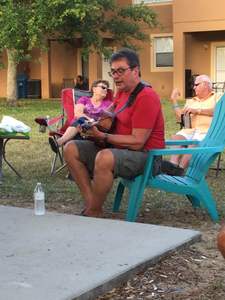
top-left (34, 182), bottom-right (45, 215)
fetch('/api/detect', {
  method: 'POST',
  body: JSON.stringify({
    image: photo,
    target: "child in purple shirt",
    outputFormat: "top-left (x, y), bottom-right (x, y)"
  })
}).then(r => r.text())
top-left (74, 95), bottom-right (112, 122)
top-left (49, 80), bottom-right (112, 153)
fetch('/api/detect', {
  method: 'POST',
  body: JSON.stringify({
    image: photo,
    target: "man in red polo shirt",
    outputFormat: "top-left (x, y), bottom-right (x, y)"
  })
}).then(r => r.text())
top-left (64, 48), bottom-right (165, 217)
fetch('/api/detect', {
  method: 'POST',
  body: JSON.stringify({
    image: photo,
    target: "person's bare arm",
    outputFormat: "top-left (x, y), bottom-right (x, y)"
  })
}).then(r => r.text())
top-left (183, 106), bottom-right (214, 116)
top-left (170, 88), bottom-right (183, 121)
top-left (89, 127), bottom-right (152, 151)
top-left (74, 103), bottom-right (93, 120)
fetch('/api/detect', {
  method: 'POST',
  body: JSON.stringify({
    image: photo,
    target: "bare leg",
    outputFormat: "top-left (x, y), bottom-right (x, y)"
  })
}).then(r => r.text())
top-left (87, 149), bottom-right (115, 215)
top-left (170, 134), bottom-right (186, 165)
top-left (57, 126), bottom-right (78, 146)
top-left (64, 143), bottom-right (115, 217)
top-left (63, 141), bottom-right (93, 210)
top-left (179, 144), bottom-right (196, 169)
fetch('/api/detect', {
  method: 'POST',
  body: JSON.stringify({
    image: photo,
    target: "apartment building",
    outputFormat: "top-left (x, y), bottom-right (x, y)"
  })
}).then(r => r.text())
top-left (1, 0), bottom-right (225, 99)
top-left (135, 0), bottom-right (225, 98)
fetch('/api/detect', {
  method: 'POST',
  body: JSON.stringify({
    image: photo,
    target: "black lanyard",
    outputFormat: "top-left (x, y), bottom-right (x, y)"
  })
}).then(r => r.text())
top-left (111, 82), bottom-right (146, 118)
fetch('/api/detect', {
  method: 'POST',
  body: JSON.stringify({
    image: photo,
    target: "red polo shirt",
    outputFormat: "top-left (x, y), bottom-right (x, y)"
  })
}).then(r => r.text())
top-left (113, 86), bottom-right (165, 150)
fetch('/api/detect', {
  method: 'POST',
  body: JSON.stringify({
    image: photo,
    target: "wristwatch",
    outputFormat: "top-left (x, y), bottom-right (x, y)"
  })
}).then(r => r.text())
top-left (103, 133), bottom-right (109, 142)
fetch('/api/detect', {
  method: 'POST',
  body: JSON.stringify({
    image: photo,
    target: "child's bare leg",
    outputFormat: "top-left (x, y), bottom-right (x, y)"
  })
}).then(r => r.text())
top-left (57, 126), bottom-right (78, 146)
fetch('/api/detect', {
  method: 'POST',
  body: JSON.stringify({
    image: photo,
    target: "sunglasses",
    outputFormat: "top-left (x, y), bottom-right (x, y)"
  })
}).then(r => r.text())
top-left (194, 82), bottom-right (202, 87)
top-left (108, 66), bottom-right (134, 77)
top-left (97, 85), bottom-right (108, 90)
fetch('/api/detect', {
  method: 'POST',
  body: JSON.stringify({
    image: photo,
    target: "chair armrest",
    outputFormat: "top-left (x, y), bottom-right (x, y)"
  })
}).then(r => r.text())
top-left (35, 117), bottom-right (48, 126)
top-left (35, 115), bottom-right (64, 127)
top-left (47, 115), bottom-right (64, 126)
top-left (35, 115), bottom-right (64, 134)
top-left (165, 139), bottom-right (200, 146)
top-left (139, 145), bottom-right (223, 186)
top-left (149, 145), bottom-right (223, 156)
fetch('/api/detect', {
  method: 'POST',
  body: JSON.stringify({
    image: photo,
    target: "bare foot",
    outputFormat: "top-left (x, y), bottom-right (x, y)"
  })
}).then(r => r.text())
top-left (81, 208), bottom-right (103, 218)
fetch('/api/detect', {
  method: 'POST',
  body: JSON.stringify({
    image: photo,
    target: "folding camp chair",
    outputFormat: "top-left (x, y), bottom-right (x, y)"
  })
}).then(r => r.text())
top-left (35, 88), bottom-right (91, 175)
top-left (35, 88), bottom-right (113, 175)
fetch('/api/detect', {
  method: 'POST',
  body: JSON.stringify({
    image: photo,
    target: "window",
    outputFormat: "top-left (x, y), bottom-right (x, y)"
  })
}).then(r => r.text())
top-left (151, 35), bottom-right (173, 71)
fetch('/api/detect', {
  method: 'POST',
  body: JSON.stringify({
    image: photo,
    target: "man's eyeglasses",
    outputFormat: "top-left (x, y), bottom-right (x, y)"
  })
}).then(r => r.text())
top-left (108, 67), bottom-right (133, 77)
top-left (97, 85), bottom-right (108, 90)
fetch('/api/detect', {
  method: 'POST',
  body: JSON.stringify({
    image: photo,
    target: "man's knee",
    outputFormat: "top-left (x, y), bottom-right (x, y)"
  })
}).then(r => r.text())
top-left (64, 141), bottom-right (79, 162)
top-left (95, 149), bottom-right (115, 172)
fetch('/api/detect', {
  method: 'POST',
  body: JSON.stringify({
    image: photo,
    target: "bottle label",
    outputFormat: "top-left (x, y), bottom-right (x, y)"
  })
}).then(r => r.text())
top-left (34, 192), bottom-right (44, 200)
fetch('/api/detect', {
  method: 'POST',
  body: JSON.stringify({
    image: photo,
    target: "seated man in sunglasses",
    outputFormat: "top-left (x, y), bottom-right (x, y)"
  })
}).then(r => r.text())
top-left (49, 79), bottom-right (112, 153)
top-left (63, 48), bottom-right (165, 218)
top-left (167, 74), bottom-right (221, 174)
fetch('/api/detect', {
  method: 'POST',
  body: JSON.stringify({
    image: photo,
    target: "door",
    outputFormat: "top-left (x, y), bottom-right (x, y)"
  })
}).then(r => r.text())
top-left (211, 42), bottom-right (225, 92)
top-left (215, 46), bottom-right (225, 82)
top-left (212, 43), bottom-right (225, 82)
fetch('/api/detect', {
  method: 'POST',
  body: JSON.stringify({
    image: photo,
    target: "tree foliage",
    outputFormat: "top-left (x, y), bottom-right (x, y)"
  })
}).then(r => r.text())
top-left (0, 0), bottom-right (158, 103)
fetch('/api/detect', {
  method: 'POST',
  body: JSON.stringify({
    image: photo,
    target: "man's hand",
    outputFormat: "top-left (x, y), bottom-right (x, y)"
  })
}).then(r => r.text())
top-left (175, 110), bottom-right (182, 122)
top-left (82, 126), bottom-right (105, 139)
top-left (170, 88), bottom-right (180, 102)
top-left (183, 107), bottom-right (199, 115)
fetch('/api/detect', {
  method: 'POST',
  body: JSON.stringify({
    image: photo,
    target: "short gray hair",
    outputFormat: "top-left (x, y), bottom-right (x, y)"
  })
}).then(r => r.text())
top-left (195, 74), bottom-right (212, 90)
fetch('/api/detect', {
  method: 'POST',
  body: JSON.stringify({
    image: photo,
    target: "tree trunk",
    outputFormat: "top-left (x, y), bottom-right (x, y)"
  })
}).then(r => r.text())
top-left (6, 49), bottom-right (18, 106)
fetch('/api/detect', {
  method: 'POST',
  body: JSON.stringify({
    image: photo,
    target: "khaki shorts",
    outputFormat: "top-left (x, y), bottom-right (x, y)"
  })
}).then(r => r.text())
top-left (176, 129), bottom-right (206, 141)
top-left (74, 140), bottom-right (161, 179)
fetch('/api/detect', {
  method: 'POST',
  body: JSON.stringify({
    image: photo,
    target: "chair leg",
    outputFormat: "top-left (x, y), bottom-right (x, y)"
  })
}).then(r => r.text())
top-left (186, 195), bottom-right (201, 208)
top-left (50, 149), bottom-right (64, 175)
top-left (195, 183), bottom-right (219, 222)
top-left (113, 181), bottom-right (125, 212)
top-left (210, 153), bottom-right (222, 177)
top-left (50, 152), bottom-right (58, 175)
top-left (126, 175), bottom-right (144, 222)
top-left (216, 153), bottom-right (222, 177)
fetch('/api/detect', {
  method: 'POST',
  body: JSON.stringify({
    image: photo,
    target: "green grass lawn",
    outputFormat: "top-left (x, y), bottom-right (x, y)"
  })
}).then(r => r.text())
top-left (0, 98), bottom-right (225, 221)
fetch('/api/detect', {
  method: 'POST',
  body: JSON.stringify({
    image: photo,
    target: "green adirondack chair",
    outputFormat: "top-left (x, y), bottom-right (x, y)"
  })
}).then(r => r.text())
top-left (113, 93), bottom-right (225, 222)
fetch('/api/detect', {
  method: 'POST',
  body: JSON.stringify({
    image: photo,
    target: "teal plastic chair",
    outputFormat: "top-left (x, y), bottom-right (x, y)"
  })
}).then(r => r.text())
top-left (113, 93), bottom-right (225, 222)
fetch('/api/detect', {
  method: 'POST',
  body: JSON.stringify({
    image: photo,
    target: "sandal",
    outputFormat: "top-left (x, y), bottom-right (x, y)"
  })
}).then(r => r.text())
top-left (48, 137), bottom-right (59, 154)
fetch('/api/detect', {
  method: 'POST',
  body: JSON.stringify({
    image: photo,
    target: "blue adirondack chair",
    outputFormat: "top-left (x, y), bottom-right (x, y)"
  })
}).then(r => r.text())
top-left (113, 93), bottom-right (225, 222)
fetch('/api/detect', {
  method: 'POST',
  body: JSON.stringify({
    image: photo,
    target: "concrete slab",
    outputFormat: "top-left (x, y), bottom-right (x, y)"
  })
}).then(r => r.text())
top-left (0, 206), bottom-right (201, 300)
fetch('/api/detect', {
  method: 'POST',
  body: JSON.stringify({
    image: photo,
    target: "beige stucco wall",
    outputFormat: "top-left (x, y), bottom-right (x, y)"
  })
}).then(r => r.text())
top-left (50, 41), bottom-right (77, 98)
top-left (139, 3), bottom-right (173, 98)
top-left (138, 40), bottom-right (173, 98)
top-left (28, 48), bottom-right (41, 79)
top-left (173, 0), bottom-right (225, 97)
top-left (185, 34), bottom-right (211, 76)
top-left (174, 0), bottom-right (225, 24)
